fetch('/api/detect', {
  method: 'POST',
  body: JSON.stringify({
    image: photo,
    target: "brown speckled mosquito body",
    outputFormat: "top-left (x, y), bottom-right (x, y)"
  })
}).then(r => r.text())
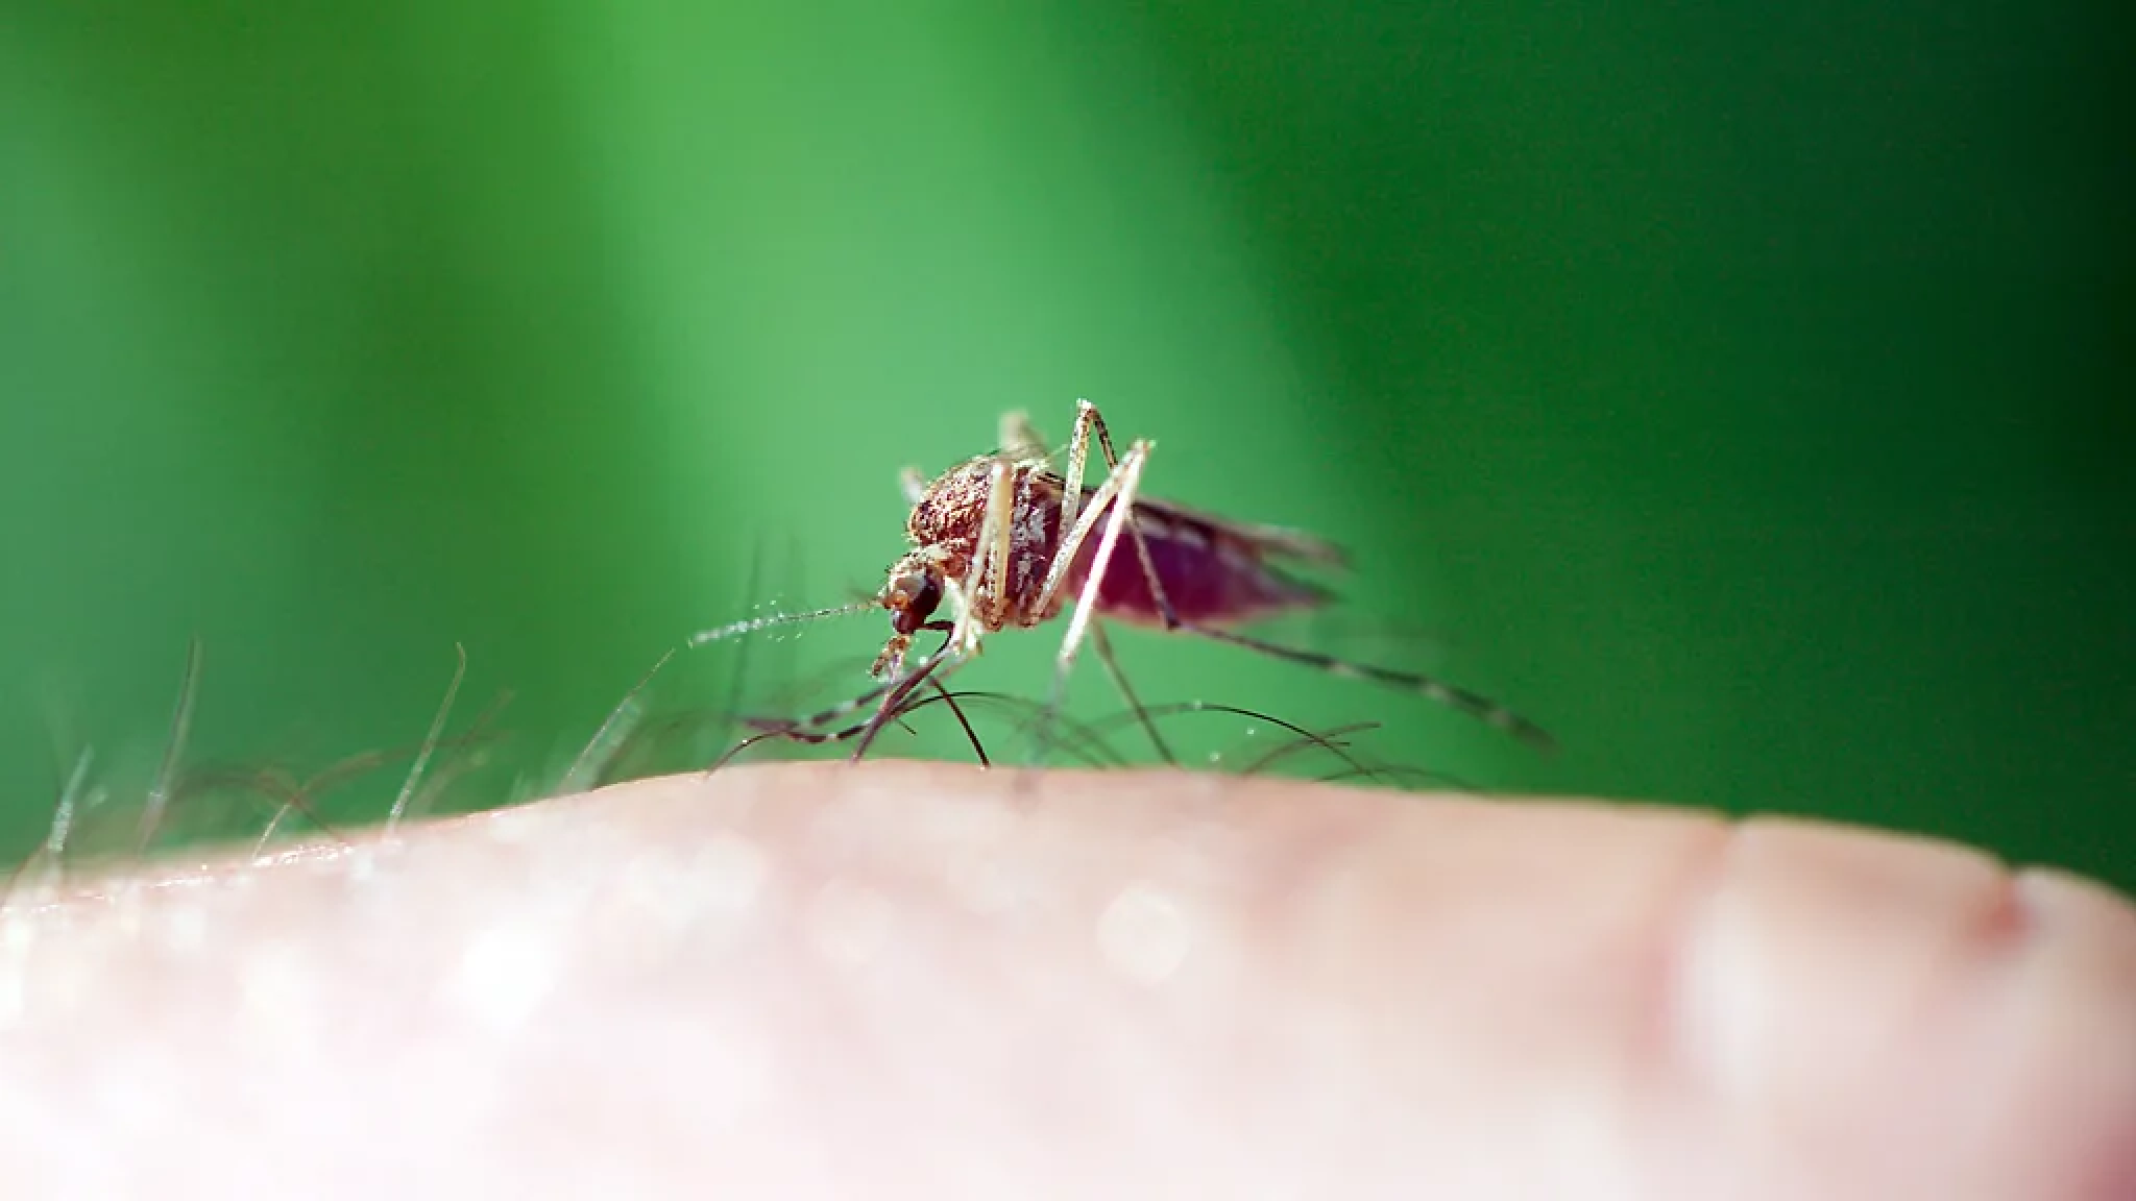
top-left (696, 399), bottom-right (1551, 766)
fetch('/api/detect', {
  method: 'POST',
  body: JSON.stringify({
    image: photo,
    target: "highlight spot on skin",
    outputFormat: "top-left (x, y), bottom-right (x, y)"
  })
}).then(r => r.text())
top-left (1677, 874), bottom-right (1765, 1107)
top-left (344, 847), bottom-right (383, 887)
top-left (807, 879), bottom-right (891, 968)
top-left (155, 903), bottom-right (207, 956)
top-left (239, 941), bottom-right (320, 1054)
top-left (0, 914), bottom-right (31, 1030)
top-left (950, 855), bottom-right (1020, 917)
top-left (447, 923), bottom-right (557, 1036)
top-left (604, 835), bottom-right (773, 959)
top-left (1096, 882), bottom-right (1192, 986)
top-left (688, 833), bottom-right (772, 920)
top-left (482, 809), bottom-right (542, 846)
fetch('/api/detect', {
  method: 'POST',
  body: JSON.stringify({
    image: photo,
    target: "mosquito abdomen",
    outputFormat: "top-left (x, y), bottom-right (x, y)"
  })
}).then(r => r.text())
top-left (1074, 523), bottom-right (1330, 628)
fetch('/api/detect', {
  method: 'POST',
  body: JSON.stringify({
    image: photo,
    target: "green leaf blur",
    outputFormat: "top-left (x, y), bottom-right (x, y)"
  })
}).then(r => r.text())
top-left (2, 2), bottom-right (2127, 886)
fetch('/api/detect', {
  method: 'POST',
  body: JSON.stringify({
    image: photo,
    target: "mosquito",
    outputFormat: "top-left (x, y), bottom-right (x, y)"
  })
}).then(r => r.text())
top-left (693, 399), bottom-right (1552, 765)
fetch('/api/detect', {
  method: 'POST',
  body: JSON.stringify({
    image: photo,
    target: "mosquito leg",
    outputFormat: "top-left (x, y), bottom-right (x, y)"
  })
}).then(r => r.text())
top-left (1021, 430), bottom-right (1158, 766)
top-left (714, 642), bottom-right (970, 770)
top-left (1033, 439), bottom-right (1152, 762)
top-left (722, 672), bottom-right (903, 760)
top-left (894, 689), bottom-right (1129, 770)
top-left (851, 640), bottom-right (970, 762)
top-left (1240, 720), bottom-right (1379, 778)
top-left (1051, 400), bottom-right (1183, 633)
top-left (1052, 407), bottom-right (1542, 744)
top-left (1053, 398), bottom-right (1104, 549)
top-left (1089, 619), bottom-right (1175, 766)
top-left (924, 677), bottom-right (991, 768)
top-left (1179, 622), bottom-right (1556, 750)
top-left (1080, 698), bottom-right (1387, 783)
top-left (1029, 431), bottom-right (1144, 621)
top-left (725, 676), bottom-right (941, 766)
top-left (969, 455), bottom-right (1017, 640)
top-left (709, 625), bottom-right (963, 771)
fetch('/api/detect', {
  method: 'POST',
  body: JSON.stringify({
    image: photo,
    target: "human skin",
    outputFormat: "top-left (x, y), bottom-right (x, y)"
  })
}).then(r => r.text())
top-left (0, 762), bottom-right (2131, 1199)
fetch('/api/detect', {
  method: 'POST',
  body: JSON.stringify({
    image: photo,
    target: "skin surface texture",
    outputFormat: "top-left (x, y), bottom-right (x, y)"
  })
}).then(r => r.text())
top-left (1, 762), bottom-right (2131, 1199)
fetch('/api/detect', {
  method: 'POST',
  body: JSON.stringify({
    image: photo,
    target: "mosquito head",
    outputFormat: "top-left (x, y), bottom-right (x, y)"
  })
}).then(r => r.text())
top-left (868, 551), bottom-right (951, 679)
top-left (880, 553), bottom-right (944, 638)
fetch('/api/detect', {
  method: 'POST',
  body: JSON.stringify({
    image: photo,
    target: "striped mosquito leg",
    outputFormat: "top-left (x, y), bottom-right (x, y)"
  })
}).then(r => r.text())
top-left (848, 640), bottom-right (968, 763)
top-left (1077, 401), bottom-right (1183, 627)
top-left (707, 638), bottom-right (969, 771)
top-left (1039, 400), bottom-right (1184, 632)
top-left (1089, 620), bottom-right (1175, 766)
top-left (750, 666), bottom-right (971, 757)
top-left (1077, 398), bottom-right (1129, 468)
top-left (728, 667), bottom-right (907, 750)
top-left (1054, 398), bottom-right (1103, 548)
top-left (1034, 439), bottom-right (1153, 763)
top-left (968, 456), bottom-right (1017, 638)
top-left (1183, 623), bottom-right (1556, 751)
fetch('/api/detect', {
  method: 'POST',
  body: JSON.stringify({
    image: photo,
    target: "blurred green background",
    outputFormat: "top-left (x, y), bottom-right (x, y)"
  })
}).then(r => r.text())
top-left (2, 2), bottom-right (2128, 886)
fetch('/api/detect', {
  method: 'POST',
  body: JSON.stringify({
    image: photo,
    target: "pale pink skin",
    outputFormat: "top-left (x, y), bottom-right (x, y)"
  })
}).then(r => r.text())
top-left (1, 763), bottom-right (2132, 1200)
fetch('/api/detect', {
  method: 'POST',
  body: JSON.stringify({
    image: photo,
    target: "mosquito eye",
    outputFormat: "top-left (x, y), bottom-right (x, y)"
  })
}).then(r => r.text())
top-left (909, 575), bottom-right (941, 619)
top-left (889, 572), bottom-right (941, 636)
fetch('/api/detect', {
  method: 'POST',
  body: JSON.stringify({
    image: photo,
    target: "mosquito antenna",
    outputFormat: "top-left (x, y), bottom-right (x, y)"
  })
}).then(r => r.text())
top-left (688, 600), bottom-right (875, 647)
top-left (719, 536), bottom-right (773, 754)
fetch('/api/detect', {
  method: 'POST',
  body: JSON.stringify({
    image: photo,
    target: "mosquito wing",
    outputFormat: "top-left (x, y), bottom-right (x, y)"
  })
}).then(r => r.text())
top-left (1126, 495), bottom-right (1350, 572)
top-left (1030, 468), bottom-right (1346, 628)
top-left (1032, 467), bottom-right (1349, 571)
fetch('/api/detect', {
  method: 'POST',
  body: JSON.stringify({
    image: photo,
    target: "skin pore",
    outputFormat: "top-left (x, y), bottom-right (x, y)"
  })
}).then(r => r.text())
top-left (1, 761), bottom-right (2131, 1199)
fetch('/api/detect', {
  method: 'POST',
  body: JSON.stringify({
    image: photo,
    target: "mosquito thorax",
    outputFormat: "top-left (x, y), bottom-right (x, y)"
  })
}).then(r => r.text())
top-left (906, 457), bottom-right (1001, 552)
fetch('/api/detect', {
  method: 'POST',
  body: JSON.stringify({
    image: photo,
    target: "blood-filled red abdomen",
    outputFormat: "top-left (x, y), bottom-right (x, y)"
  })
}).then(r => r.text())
top-left (1064, 520), bottom-right (1328, 629)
